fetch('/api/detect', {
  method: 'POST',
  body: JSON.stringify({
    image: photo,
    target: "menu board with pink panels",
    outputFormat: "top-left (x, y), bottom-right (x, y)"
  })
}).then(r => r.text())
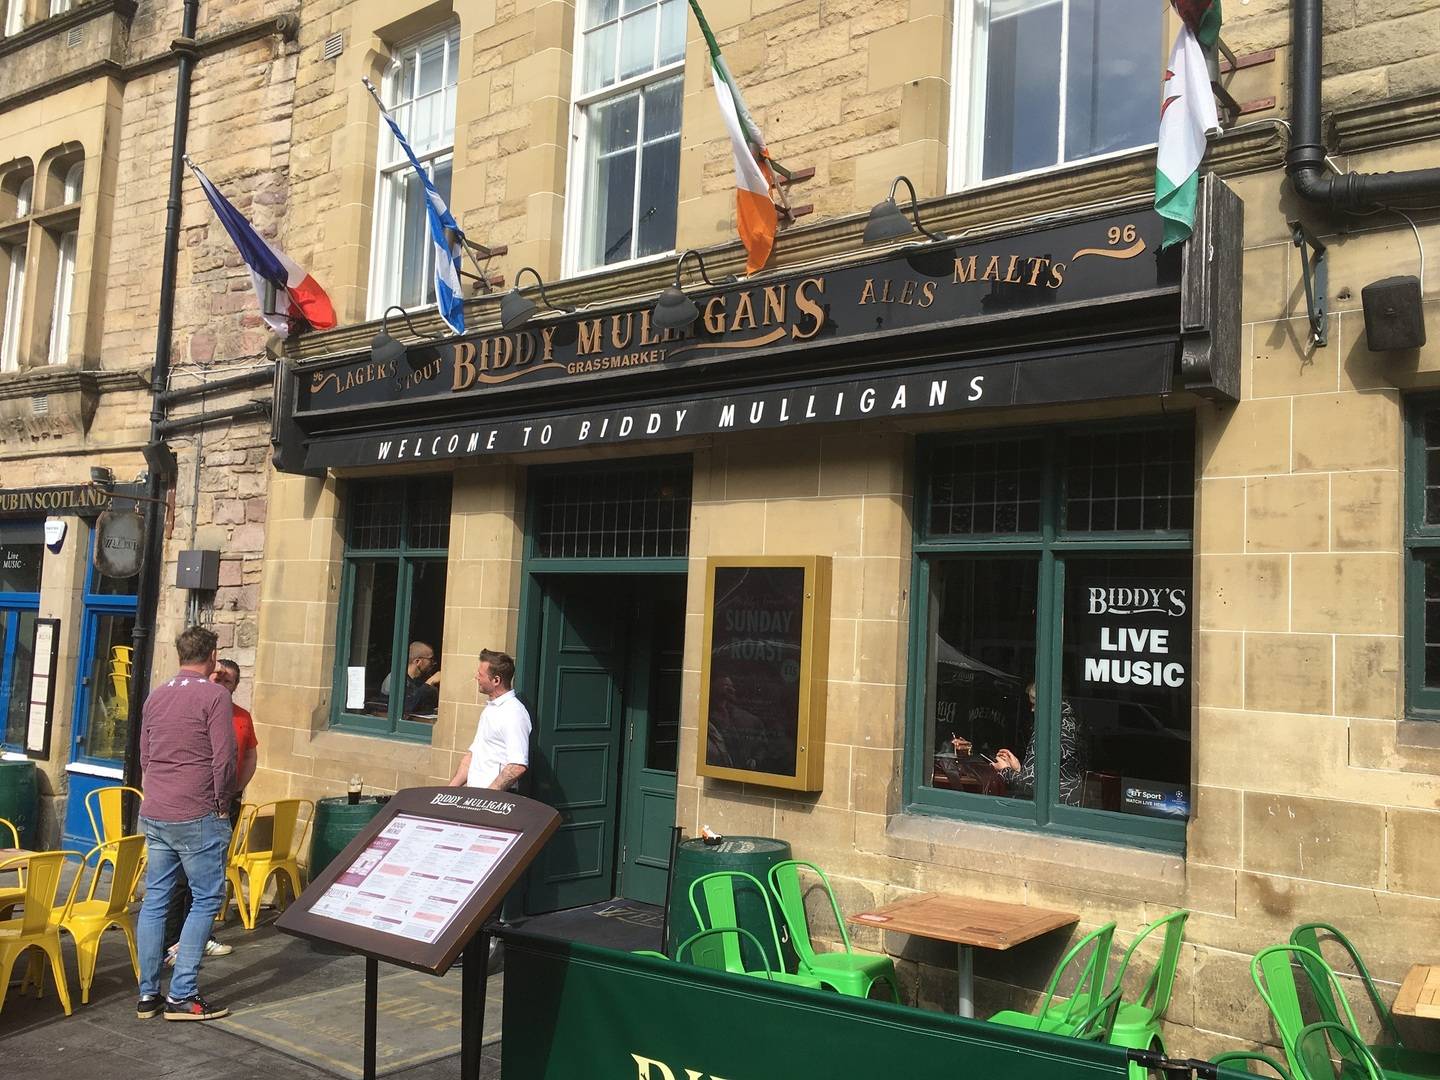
top-left (310, 814), bottom-right (520, 943)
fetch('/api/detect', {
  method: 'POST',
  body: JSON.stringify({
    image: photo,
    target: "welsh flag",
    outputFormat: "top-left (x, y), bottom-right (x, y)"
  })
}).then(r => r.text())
top-left (1155, 0), bottom-right (1222, 249)
top-left (688, 0), bottom-right (782, 274)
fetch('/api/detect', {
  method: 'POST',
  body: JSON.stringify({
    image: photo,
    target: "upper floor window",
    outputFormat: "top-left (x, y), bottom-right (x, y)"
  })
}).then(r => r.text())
top-left (47, 229), bottom-right (75, 363)
top-left (61, 161), bottom-right (82, 204)
top-left (14, 176), bottom-right (32, 217)
top-left (0, 243), bottom-right (24, 373)
top-left (950, 0), bottom-right (1164, 187)
top-left (369, 26), bottom-right (459, 315)
top-left (4, 0), bottom-right (23, 36)
top-left (50, 0), bottom-right (71, 14)
top-left (567, 0), bottom-right (684, 273)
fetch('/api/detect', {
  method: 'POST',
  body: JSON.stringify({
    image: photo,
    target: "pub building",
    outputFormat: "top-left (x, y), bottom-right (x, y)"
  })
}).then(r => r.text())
top-left (244, 0), bottom-right (1440, 1052)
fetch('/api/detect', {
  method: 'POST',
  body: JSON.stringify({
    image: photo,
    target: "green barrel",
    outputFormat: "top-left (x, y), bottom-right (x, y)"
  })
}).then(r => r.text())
top-left (308, 795), bottom-right (386, 878)
top-left (0, 759), bottom-right (38, 850)
top-left (666, 835), bottom-right (798, 973)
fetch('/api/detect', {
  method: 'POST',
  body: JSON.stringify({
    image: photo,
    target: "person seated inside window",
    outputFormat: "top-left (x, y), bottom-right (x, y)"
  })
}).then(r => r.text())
top-left (380, 640), bottom-right (441, 716)
top-left (952, 681), bottom-right (1088, 805)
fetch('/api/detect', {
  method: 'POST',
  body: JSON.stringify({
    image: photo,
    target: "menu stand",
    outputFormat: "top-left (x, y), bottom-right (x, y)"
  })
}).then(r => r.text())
top-left (278, 787), bottom-right (559, 1080)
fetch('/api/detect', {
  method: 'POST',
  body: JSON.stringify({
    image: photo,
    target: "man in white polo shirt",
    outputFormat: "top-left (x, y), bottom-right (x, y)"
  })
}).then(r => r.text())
top-left (449, 648), bottom-right (531, 791)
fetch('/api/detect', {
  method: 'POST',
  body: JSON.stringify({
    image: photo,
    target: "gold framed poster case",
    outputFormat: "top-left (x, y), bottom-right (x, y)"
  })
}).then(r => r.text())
top-left (696, 555), bottom-right (830, 791)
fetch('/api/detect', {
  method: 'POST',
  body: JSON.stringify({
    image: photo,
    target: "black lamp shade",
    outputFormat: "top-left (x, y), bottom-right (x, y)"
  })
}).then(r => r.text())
top-left (652, 286), bottom-right (699, 331)
top-left (501, 289), bottom-right (538, 330)
top-left (863, 198), bottom-right (917, 245)
top-left (371, 330), bottom-right (407, 369)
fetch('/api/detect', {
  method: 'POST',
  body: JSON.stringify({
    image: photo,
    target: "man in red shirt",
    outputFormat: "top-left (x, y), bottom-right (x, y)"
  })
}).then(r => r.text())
top-left (211, 659), bottom-right (257, 814)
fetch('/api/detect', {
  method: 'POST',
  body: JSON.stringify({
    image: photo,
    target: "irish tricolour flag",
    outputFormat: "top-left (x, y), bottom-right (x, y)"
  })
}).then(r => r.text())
top-left (1155, 0), bottom-right (1222, 249)
top-left (187, 158), bottom-right (336, 333)
top-left (689, 0), bottom-right (779, 275)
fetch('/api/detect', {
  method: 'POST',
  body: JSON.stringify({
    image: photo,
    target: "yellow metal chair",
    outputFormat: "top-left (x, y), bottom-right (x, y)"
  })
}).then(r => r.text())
top-left (85, 785), bottom-right (146, 898)
top-left (0, 817), bottom-right (23, 919)
top-left (0, 850), bottom-right (77, 1017)
top-left (226, 799), bottom-right (313, 930)
top-left (58, 835), bottom-right (145, 1004)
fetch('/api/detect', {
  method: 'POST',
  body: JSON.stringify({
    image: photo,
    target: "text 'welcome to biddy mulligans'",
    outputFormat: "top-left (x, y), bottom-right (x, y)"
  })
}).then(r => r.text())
top-left (369, 367), bottom-right (1003, 464)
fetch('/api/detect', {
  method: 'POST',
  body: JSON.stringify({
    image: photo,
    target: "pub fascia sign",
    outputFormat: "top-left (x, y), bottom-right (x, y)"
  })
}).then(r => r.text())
top-left (296, 210), bottom-right (1179, 416)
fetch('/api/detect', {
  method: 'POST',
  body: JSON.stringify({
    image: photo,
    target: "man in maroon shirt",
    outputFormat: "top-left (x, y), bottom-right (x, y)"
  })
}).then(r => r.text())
top-left (134, 625), bottom-right (236, 1022)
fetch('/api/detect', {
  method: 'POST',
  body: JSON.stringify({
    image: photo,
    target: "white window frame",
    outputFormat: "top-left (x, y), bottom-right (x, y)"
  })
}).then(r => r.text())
top-left (366, 25), bottom-right (460, 320)
top-left (1, 243), bottom-right (26, 373)
top-left (49, 0), bottom-right (71, 15)
top-left (947, 0), bottom-right (1162, 193)
top-left (4, 0), bottom-right (23, 36)
top-left (47, 229), bottom-right (76, 364)
top-left (562, 0), bottom-right (685, 277)
top-left (62, 161), bottom-right (82, 204)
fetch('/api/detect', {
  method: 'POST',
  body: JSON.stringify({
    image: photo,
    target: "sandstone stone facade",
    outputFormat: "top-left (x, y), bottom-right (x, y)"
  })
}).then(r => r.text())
top-left (0, 0), bottom-right (299, 842)
top-left (247, 0), bottom-right (1440, 1062)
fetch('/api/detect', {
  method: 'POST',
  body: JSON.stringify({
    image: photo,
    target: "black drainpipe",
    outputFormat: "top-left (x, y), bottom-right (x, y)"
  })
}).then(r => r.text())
top-left (1287, 0), bottom-right (1440, 210)
top-left (122, 0), bottom-right (201, 805)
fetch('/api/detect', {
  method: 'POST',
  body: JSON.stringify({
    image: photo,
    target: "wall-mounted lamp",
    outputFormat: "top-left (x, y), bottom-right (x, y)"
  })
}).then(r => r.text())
top-left (651, 250), bottom-right (737, 332)
top-left (863, 175), bottom-right (947, 245)
top-left (90, 466), bottom-right (115, 491)
top-left (372, 305), bottom-right (449, 369)
top-left (500, 268), bottom-right (575, 330)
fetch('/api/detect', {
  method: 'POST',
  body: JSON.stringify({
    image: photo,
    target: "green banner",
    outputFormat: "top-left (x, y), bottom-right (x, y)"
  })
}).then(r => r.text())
top-left (500, 935), bottom-right (1234, 1080)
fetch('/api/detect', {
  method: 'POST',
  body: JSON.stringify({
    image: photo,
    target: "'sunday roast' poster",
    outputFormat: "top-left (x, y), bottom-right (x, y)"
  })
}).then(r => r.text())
top-left (704, 566), bottom-right (806, 777)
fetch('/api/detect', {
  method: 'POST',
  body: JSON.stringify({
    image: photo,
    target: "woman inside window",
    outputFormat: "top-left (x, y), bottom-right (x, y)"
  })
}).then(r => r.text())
top-left (952, 681), bottom-right (1089, 805)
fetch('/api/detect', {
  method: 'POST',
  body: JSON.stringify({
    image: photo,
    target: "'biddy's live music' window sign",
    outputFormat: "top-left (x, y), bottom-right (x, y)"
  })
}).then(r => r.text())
top-left (1063, 558), bottom-right (1192, 820)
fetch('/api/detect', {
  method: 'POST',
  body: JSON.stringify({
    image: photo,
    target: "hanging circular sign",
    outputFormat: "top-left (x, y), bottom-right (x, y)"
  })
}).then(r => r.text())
top-left (93, 508), bottom-right (145, 578)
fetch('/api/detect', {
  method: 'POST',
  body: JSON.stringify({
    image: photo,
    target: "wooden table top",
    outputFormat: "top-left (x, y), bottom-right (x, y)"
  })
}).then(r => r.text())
top-left (1394, 964), bottom-right (1440, 1020)
top-left (846, 891), bottom-right (1079, 950)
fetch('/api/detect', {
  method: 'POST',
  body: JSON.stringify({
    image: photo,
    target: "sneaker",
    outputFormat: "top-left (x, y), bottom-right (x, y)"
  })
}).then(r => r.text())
top-left (203, 938), bottom-right (233, 957)
top-left (136, 995), bottom-right (162, 1020)
top-left (164, 994), bottom-right (229, 1021)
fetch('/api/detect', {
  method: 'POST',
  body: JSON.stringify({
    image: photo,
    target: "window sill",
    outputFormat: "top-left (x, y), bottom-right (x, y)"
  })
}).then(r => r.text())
top-left (308, 725), bottom-right (442, 773)
top-left (1397, 718), bottom-right (1440, 751)
top-left (884, 807), bottom-right (1187, 901)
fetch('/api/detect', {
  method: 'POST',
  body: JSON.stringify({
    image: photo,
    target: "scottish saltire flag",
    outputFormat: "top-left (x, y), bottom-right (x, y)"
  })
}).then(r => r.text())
top-left (1155, 0), bottom-right (1222, 249)
top-left (186, 158), bottom-right (336, 333)
top-left (363, 77), bottom-right (466, 334)
top-left (688, 0), bottom-right (782, 275)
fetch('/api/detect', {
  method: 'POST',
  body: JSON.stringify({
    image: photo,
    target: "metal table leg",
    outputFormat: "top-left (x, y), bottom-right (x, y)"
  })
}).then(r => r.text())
top-left (957, 943), bottom-right (975, 1018)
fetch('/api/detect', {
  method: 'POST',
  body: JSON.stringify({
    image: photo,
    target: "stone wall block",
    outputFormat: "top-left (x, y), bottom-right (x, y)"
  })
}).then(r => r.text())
top-left (1243, 633), bottom-right (1334, 715)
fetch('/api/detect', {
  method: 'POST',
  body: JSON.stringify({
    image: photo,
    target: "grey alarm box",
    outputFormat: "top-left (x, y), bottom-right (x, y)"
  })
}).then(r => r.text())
top-left (176, 549), bottom-right (220, 590)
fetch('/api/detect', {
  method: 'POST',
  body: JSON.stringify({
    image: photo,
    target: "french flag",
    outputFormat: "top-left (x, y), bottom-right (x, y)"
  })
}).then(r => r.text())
top-left (186, 157), bottom-right (336, 334)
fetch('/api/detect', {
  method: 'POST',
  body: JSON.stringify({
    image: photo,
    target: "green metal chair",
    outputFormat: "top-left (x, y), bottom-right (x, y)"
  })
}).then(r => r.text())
top-left (677, 926), bottom-right (778, 980)
top-left (688, 870), bottom-right (827, 991)
top-left (1212, 1051), bottom-right (1296, 1080)
top-left (1290, 924), bottom-right (1404, 1047)
top-left (1250, 945), bottom-right (1436, 1080)
top-left (631, 950), bottom-right (671, 961)
top-left (1288, 922), bottom-right (1439, 1080)
top-left (766, 860), bottom-right (899, 1000)
top-left (989, 922), bottom-right (1118, 1039)
top-left (1105, 909), bottom-right (1191, 1074)
top-left (1275, 933), bottom-right (1440, 1080)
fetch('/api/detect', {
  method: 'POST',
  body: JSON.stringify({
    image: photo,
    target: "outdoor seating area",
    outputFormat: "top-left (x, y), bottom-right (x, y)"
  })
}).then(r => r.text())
top-left (629, 855), bottom-right (1439, 1080)
top-left (0, 787), bottom-right (313, 1019)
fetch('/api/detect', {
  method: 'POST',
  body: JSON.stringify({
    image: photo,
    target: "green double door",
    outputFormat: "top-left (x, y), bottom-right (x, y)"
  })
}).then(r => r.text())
top-left (525, 574), bottom-right (683, 914)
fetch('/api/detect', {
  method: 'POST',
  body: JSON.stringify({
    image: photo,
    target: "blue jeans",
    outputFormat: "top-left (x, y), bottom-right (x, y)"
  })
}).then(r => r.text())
top-left (137, 813), bottom-right (231, 1001)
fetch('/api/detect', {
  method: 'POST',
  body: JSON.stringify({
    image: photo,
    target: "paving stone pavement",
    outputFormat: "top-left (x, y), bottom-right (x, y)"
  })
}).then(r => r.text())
top-left (0, 914), bottom-right (502, 1080)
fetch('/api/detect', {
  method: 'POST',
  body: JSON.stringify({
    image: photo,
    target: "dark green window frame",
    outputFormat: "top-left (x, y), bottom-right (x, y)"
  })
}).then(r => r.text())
top-left (904, 420), bottom-right (1195, 853)
top-left (1403, 395), bottom-right (1440, 721)
top-left (330, 477), bottom-right (451, 741)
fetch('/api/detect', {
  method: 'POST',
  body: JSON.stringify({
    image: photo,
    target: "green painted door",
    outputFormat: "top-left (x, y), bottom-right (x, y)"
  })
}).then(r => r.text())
top-left (525, 577), bottom-right (628, 914)
top-left (616, 578), bottom-right (684, 906)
